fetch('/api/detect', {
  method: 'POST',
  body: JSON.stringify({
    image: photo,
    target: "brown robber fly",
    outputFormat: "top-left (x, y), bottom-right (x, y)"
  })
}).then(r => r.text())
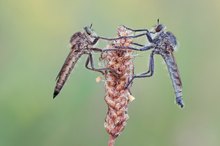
top-left (53, 24), bottom-right (115, 98)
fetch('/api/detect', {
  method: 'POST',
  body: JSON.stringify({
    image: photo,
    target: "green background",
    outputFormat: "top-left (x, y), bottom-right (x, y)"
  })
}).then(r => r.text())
top-left (1, 0), bottom-right (220, 146)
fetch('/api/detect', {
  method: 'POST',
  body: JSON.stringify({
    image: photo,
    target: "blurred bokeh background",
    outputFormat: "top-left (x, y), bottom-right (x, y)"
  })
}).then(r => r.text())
top-left (1, 0), bottom-right (220, 146)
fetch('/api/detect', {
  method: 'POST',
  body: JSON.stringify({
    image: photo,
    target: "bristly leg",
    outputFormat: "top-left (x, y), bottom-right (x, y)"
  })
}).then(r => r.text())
top-left (121, 25), bottom-right (154, 43)
top-left (102, 44), bottom-right (154, 52)
top-left (98, 32), bottom-right (147, 41)
top-left (125, 51), bottom-right (155, 88)
top-left (131, 42), bottom-right (145, 47)
top-left (122, 25), bottom-right (149, 32)
top-left (85, 53), bottom-right (118, 76)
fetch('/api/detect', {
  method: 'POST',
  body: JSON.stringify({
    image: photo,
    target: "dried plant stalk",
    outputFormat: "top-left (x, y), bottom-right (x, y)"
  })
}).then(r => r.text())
top-left (101, 26), bottom-right (134, 146)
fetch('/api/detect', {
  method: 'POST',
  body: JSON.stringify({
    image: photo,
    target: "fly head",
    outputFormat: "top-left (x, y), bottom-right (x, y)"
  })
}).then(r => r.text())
top-left (152, 20), bottom-right (177, 54)
top-left (154, 19), bottom-right (165, 33)
top-left (84, 24), bottom-right (98, 43)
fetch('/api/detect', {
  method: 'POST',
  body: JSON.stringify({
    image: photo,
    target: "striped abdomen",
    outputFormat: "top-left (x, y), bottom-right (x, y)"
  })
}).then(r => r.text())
top-left (162, 52), bottom-right (184, 108)
top-left (53, 48), bottom-right (84, 98)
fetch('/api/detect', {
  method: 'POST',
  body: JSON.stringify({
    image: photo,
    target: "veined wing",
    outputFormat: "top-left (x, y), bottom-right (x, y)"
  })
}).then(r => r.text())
top-left (53, 46), bottom-right (84, 98)
top-left (162, 52), bottom-right (184, 108)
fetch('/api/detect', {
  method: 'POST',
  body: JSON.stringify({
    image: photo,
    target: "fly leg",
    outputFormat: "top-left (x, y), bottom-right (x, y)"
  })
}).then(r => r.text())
top-left (102, 44), bottom-right (155, 52)
top-left (125, 51), bottom-right (155, 88)
top-left (122, 25), bottom-right (149, 32)
top-left (131, 42), bottom-right (145, 47)
top-left (97, 26), bottom-right (153, 43)
top-left (122, 25), bottom-right (153, 43)
top-left (97, 32), bottom-right (147, 41)
top-left (85, 53), bottom-right (118, 76)
top-left (90, 47), bottom-right (102, 52)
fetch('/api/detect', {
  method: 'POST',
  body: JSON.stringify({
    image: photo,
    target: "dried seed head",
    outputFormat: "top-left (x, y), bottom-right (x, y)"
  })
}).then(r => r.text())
top-left (102, 26), bottom-right (135, 146)
top-left (128, 92), bottom-right (135, 102)
top-left (96, 76), bottom-right (102, 83)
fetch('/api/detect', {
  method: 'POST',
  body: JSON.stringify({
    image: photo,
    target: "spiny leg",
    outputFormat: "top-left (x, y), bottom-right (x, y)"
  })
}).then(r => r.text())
top-left (131, 42), bottom-right (145, 47)
top-left (122, 25), bottom-right (149, 32)
top-left (91, 47), bottom-right (102, 52)
top-left (85, 53), bottom-right (118, 76)
top-left (122, 25), bottom-right (153, 42)
top-left (97, 32), bottom-right (147, 41)
top-left (97, 26), bottom-right (154, 43)
top-left (125, 51), bottom-right (155, 88)
top-left (102, 44), bottom-right (155, 52)
top-left (91, 45), bottom-right (146, 51)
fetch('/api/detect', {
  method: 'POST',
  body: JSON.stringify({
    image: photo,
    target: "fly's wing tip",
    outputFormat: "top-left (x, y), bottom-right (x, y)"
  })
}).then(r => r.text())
top-left (53, 90), bottom-right (59, 99)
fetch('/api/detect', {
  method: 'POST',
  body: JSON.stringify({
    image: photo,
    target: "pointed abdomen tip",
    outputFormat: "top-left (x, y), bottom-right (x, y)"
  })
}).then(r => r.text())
top-left (179, 102), bottom-right (184, 108)
top-left (53, 90), bottom-right (59, 99)
top-left (176, 96), bottom-right (184, 108)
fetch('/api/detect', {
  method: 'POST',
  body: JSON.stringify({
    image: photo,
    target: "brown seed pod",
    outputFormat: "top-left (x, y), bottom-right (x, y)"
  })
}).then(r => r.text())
top-left (101, 26), bottom-right (135, 146)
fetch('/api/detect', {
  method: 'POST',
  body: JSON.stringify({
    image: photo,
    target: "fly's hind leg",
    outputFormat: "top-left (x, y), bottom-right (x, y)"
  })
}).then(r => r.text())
top-left (102, 44), bottom-right (154, 52)
top-left (125, 51), bottom-right (155, 88)
top-left (85, 53), bottom-right (118, 76)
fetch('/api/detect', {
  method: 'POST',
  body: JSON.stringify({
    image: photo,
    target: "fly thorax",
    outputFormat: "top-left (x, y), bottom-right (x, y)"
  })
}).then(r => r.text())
top-left (163, 39), bottom-right (175, 54)
top-left (166, 32), bottom-right (177, 49)
top-left (70, 32), bottom-right (83, 46)
top-left (153, 32), bottom-right (166, 46)
top-left (158, 32), bottom-right (177, 54)
top-left (79, 40), bottom-right (89, 49)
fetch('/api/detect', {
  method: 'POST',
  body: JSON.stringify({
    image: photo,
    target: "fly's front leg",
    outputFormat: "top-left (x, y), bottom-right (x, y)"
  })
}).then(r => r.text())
top-left (131, 42), bottom-right (145, 47)
top-left (85, 53), bottom-right (118, 76)
top-left (122, 25), bottom-right (149, 32)
top-left (90, 47), bottom-right (102, 52)
top-left (122, 25), bottom-right (153, 43)
top-left (85, 53), bottom-right (104, 74)
top-left (125, 51), bottom-right (155, 88)
top-left (102, 44), bottom-right (154, 52)
top-left (97, 27), bottom-right (153, 43)
top-left (97, 32), bottom-right (147, 41)
top-left (145, 31), bottom-right (153, 43)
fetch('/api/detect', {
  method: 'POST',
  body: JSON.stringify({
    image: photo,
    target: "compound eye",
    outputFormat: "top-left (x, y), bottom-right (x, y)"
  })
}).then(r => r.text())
top-left (155, 24), bottom-right (164, 32)
top-left (84, 27), bottom-right (92, 35)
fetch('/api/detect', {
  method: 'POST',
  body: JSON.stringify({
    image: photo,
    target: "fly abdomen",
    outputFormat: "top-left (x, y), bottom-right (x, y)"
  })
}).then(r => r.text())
top-left (53, 48), bottom-right (84, 98)
top-left (162, 53), bottom-right (184, 108)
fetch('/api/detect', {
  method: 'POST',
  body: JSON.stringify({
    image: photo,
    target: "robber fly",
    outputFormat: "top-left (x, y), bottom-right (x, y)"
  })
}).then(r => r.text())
top-left (102, 20), bottom-right (184, 108)
top-left (53, 24), bottom-right (113, 98)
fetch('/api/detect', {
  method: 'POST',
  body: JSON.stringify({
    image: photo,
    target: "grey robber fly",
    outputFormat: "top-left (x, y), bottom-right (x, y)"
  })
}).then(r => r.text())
top-left (101, 20), bottom-right (184, 108)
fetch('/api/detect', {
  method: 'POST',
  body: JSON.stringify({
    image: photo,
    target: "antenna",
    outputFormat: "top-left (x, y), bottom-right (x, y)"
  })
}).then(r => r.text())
top-left (90, 23), bottom-right (93, 28)
top-left (157, 19), bottom-right (160, 24)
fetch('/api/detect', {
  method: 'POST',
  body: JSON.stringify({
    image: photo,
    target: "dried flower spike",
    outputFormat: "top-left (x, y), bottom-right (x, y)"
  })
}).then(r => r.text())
top-left (102, 26), bottom-right (134, 146)
top-left (96, 76), bottom-right (102, 83)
